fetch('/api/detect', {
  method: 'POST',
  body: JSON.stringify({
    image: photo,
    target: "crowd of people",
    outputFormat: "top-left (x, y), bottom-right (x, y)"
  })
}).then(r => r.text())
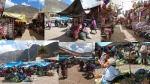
top-left (96, 43), bottom-right (150, 68)
top-left (95, 42), bottom-right (150, 83)
top-left (60, 57), bottom-right (95, 79)
top-left (66, 17), bottom-right (98, 41)
top-left (0, 62), bottom-right (58, 82)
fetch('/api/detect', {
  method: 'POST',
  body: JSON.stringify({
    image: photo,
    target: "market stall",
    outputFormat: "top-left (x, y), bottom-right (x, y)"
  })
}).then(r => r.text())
top-left (0, 12), bottom-right (27, 39)
top-left (95, 42), bottom-right (150, 84)
top-left (100, 1), bottom-right (116, 42)
top-left (32, 12), bottom-right (45, 35)
top-left (123, 1), bottom-right (150, 40)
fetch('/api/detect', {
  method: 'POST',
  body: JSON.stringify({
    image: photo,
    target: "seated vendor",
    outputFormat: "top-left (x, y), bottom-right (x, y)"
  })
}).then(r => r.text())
top-left (103, 61), bottom-right (129, 83)
top-left (80, 20), bottom-right (87, 32)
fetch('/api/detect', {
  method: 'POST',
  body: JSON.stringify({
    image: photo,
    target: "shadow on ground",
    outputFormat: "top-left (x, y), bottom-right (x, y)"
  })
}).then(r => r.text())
top-left (29, 29), bottom-right (44, 40)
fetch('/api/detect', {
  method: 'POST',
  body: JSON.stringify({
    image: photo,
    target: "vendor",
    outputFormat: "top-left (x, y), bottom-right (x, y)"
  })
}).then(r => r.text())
top-left (79, 59), bottom-right (84, 71)
top-left (80, 20), bottom-right (87, 32)
top-left (90, 17), bottom-right (97, 34)
top-left (103, 61), bottom-right (127, 83)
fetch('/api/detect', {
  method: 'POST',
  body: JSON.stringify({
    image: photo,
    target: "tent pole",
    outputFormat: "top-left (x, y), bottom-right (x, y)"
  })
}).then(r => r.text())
top-left (129, 43), bottom-right (132, 76)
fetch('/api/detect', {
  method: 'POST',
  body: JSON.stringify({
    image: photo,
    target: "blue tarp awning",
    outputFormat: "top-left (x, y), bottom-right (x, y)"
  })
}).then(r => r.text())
top-left (59, 56), bottom-right (70, 61)
top-left (97, 42), bottom-right (112, 47)
top-left (20, 62), bottom-right (36, 68)
top-left (36, 62), bottom-right (52, 67)
top-left (0, 65), bottom-right (3, 68)
top-left (82, 57), bottom-right (95, 61)
top-left (3, 61), bottom-right (23, 68)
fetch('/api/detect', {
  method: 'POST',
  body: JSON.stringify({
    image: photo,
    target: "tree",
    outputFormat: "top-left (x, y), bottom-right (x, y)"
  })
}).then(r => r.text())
top-left (37, 45), bottom-right (49, 58)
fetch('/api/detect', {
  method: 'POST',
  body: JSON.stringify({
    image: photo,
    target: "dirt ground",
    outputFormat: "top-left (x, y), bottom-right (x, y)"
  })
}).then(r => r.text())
top-left (59, 65), bottom-right (95, 84)
top-left (95, 64), bottom-right (150, 76)
top-left (109, 25), bottom-right (148, 42)
top-left (0, 72), bottom-right (59, 84)
top-left (45, 24), bottom-right (100, 42)
top-left (15, 29), bottom-right (44, 40)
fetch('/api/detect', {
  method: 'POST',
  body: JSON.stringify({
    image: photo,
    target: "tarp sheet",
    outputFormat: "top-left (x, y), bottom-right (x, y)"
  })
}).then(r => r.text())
top-left (57, 0), bottom-right (85, 18)
top-left (35, 62), bottom-right (52, 67)
top-left (97, 42), bottom-right (112, 46)
top-left (3, 12), bottom-right (27, 23)
top-left (20, 62), bottom-right (36, 68)
top-left (3, 61), bottom-right (23, 68)
top-left (59, 56), bottom-right (70, 60)
top-left (82, 57), bottom-right (95, 61)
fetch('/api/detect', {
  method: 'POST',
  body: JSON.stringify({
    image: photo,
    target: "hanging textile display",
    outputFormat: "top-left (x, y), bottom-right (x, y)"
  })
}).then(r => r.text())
top-left (102, 4), bottom-right (106, 10)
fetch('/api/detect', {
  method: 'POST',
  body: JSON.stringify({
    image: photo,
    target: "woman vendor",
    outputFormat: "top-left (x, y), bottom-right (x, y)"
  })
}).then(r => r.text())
top-left (140, 44), bottom-right (148, 65)
top-left (61, 61), bottom-right (67, 78)
top-left (73, 22), bottom-right (81, 40)
top-left (90, 17), bottom-right (97, 34)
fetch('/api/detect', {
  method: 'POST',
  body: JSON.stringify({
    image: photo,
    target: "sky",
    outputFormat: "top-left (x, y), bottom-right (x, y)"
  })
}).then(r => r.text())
top-left (4, 0), bottom-right (102, 9)
top-left (59, 42), bottom-right (95, 53)
top-left (0, 40), bottom-right (58, 54)
top-left (4, 0), bottom-right (44, 9)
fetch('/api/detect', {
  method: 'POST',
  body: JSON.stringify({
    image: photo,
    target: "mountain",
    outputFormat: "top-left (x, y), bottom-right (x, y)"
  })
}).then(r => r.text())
top-left (16, 44), bottom-right (40, 62)
top-left (0, 50), bottom-right (24, 64)
top-left (0, 42), bottom-right (59, 63)
top-left (44, 0), bottom-right (69, 12)
top-left (46, 42), bottom-right (59, 57)
top-left (4, 5), bottom-right (39, 22)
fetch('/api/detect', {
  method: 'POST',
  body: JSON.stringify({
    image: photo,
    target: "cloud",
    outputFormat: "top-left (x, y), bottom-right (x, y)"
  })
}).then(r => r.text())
top-left (14, 40), bottom-right (58, 50)
top-left (33, 40), bottom-right (58, 46)
top-left (59, 42), bottom-right (73, 51)
top-left (0, 44), bottom-right (16, 54)
top-left (59, 42), bottom-right (94, 53)
top-left (76, 48), bottom-right (84, 53)
top-left (0, 40), bottom-right (6, 44)
top-left (21, 2), bottom-right (31, 6)
top-left (70, 0), bottom-right (74, 2)
top-left (39, 0), bottom-right (44, 6)
top-left (14, 41), bottom-right (33, 50)
top-left (5, 0), bottom-right (17, 8)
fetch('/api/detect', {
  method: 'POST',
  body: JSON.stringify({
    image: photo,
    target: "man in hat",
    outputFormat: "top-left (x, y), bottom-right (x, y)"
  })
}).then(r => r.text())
top-left (103, 61), bottom-right (125, 83)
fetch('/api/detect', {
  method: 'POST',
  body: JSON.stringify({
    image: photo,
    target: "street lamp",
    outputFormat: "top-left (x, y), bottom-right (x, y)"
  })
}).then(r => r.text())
top-left (26, 43), bottom-right (32, 62)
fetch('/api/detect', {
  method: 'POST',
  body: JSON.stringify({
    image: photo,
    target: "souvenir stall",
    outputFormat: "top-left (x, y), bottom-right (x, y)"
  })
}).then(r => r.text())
top-left (0, 12), bottom-right (26, 39)
top-left (126, 1), bottom-right (150, 40)
top-left (32, 12), bottom-right (45, 35)
top-left (100, 1), bottom-right (116, 42)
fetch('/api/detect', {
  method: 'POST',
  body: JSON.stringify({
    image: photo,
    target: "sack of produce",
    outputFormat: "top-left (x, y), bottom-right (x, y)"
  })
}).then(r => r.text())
top-left (87, 34), bottom-right (92, 39)
top-left (79, 32), bottom-right (86, 41)
top-left (135, 69), bottom-right (145, 74)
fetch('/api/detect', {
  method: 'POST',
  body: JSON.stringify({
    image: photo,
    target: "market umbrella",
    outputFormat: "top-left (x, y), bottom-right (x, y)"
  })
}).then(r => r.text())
top-left (57, 0), bottom-right (85, 18)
